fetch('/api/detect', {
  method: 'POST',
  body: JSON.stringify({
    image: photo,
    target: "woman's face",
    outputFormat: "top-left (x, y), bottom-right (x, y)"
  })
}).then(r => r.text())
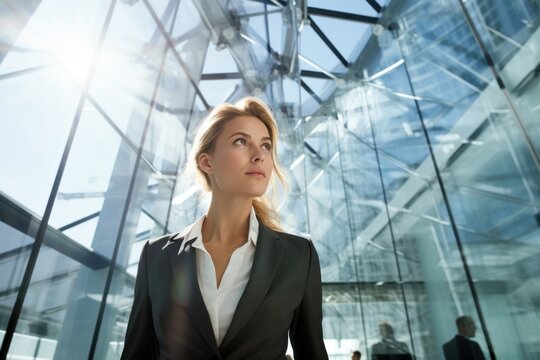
top-left (200, 115), bottom-right (274, 198)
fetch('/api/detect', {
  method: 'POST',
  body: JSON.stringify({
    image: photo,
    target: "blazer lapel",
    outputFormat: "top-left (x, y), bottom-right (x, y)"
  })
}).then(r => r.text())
top-left (219, 219), bottom-right (286, 350)
top-left (165, 234), bottom-right (220, 356)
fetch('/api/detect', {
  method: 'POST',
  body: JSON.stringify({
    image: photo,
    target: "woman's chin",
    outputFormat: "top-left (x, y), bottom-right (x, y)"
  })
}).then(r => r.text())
top-left (248, 190), bottom-right (267, 198)
top-left (238, 187), bottom-right (268, 198)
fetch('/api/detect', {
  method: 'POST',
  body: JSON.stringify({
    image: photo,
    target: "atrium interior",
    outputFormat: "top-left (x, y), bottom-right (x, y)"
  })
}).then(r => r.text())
top-left (1, 0), bottom-right (540, 359)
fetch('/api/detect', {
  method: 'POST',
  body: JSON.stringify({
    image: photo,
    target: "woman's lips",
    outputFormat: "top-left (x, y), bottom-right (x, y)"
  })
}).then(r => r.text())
top-left (246, 172), bottom-right (265, 178)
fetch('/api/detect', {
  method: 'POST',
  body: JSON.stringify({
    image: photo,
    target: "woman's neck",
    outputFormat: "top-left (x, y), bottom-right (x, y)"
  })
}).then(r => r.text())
top-left (202, 194), bottom-right (252, 246)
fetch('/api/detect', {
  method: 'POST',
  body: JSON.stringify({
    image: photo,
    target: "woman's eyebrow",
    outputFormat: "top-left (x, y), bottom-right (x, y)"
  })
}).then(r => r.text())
top-left (228, 132), bottom-right (271, 141)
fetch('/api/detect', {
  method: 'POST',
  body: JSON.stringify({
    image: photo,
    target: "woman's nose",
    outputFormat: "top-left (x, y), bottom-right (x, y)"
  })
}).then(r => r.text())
top-left (251, 149), bottom-right (265, 162)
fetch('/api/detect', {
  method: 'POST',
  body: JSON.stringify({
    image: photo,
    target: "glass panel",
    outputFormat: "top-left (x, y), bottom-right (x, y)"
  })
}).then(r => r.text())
top-left (0, 221), bottom-right (33, 342)
top-left (463, 0), bottom-right (540, 157)
top-left (87, 0), bottom-right (168, 146)
top-left (272, 85), bottom-right (306, 232)
top-left (47, 101), bottom-right (139, 260)
top-left (93, 160), bottom-right (164, 358)
top-left (0, 67), bottom-right (80, 217)
top-left (202, 44), bottom-right (237, 74)
top-left (170, 0), bottom-right (204, 39)
top-left (465, 0), bottom-right (540, 68)
top-left (309, 0), bottom-right (379, 17)
top-left (392, 0), bottom-right (540, 358)
top-left (147, 0), bottom-right (179, 29)
top-left (7, 246), bottom-right (108, 359)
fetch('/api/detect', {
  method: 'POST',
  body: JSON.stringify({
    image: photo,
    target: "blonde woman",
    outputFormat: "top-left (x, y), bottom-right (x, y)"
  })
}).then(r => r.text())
top-left (121, 97), bottom-right (328, 359)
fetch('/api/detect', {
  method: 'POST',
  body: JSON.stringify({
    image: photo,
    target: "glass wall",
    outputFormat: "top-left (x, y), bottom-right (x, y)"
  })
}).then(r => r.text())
top-left (1, 0), bottom-right (539, 359)
top-left (317, 0), bottom-right (540, 358)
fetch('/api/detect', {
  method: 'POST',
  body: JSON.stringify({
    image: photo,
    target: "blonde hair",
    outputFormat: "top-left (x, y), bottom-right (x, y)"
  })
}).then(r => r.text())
top-left (189, 97), bottom-right (288, 232)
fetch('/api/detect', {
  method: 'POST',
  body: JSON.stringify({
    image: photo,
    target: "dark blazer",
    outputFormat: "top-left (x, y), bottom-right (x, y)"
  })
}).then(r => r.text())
top-left (443, 335), bottom-right (485, 360)
top-left (120, 217), bottom-right (328, 360)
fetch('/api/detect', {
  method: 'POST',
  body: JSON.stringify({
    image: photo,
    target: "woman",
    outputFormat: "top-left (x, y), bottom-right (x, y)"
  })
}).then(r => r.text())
top-left (121, 97), bottom-right (328, 360)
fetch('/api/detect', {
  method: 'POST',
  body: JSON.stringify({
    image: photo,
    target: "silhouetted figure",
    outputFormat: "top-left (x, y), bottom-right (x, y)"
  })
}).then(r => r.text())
top-left (443, 316), bottom-right (486, 360)
top-left (371, 322), bottom-right (412, 360)
top-left (352, 350), bottom-right (362, 360)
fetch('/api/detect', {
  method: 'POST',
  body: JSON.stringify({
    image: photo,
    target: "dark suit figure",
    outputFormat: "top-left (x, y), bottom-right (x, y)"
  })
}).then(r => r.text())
top-left (120, 218), bottom-right (328, 360)
top-left (443, 316), bottom-right (485, 360)
top-left (371, 322), bottom-right (412, 360)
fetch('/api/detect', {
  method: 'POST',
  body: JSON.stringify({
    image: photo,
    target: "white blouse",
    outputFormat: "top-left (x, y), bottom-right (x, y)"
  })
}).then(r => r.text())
top-left (183, 206), bottom-right (259, 346)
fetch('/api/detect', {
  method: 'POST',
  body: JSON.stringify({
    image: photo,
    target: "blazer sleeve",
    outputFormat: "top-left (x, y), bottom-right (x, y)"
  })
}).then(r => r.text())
top-left (289, 239), bottom-right (329, 360)
top-left (120, 241), bottom-right (159, 359)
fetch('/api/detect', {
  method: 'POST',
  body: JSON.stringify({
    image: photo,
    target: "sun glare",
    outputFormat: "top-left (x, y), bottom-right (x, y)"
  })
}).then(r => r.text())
top-left (49, 38), bottom-right (95, 84)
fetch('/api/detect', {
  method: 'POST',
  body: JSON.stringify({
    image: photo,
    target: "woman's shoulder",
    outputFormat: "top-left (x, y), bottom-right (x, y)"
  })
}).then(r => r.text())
top-left (275, 229), bottom-right (311, 243)
top-left (273, 230), bottom-right (320, 269)
top-left (143, 231), bottom-right (184, 254)
top-left (145, 219), bottom-right (198, 251)
top-left (273, 229), bottom-right (316, 253)
top-left (148, 233), bottom-right (174, 245)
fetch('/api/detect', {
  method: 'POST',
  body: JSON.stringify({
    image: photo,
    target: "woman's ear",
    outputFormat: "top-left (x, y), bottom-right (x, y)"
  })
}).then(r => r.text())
top-left (198, 153), bottom-right (214, 175)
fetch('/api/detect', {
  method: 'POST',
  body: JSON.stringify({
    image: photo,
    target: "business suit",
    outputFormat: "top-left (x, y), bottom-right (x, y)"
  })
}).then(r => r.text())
top-left (443, 335), bottom-right (485, 360)
top-left (121, 216), bottom-right (328, 360)
top-left (371, 338), bottom-right (412, 360)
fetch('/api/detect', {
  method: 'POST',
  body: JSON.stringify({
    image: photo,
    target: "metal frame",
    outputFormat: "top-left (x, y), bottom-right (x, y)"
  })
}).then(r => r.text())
top-left (308, 15), bottom-right (350, 68)
top-left (308, 7), bottom-right (378, 24)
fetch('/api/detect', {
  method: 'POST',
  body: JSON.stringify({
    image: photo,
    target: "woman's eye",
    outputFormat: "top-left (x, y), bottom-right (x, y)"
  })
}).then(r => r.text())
top-left (234, 138), bottom-right (271, 150)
